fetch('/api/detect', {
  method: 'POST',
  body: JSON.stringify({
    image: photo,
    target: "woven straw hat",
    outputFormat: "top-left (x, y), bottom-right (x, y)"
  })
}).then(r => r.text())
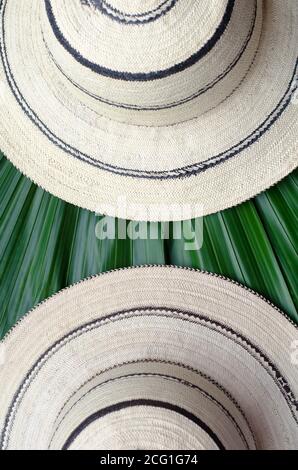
top-left (0, 266), bottom-right (297, 450)
top-left (0, 0), bottom-right (297, 221)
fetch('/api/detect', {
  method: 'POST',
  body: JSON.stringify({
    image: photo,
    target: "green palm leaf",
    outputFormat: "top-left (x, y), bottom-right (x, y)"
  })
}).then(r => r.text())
top-left (0, 151), bottom-right (297, 337)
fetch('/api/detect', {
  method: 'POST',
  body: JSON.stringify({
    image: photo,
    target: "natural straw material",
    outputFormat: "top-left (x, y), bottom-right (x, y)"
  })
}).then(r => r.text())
top-left (0, 0), bottom-right (297, 221)
top-left (0, 266), bottom-right (297, 450)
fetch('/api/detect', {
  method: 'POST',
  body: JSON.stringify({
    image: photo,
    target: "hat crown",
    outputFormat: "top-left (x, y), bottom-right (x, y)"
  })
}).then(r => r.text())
top-left (44, 0), bottom-right (261, 125)
top-left (52, 369), bottom-right (255, 450)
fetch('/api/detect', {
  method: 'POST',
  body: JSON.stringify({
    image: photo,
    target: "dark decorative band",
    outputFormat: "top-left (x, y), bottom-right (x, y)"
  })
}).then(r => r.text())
top-left (62, 398), bottom-right (225, 450)
top-left (1, 307), bottom-right (297, 449)
top-left (50, 371), bottom-right (251, 449)
top-left (81, 0), bottom-right (178, 25)
top-left (45, 0), bottom-right (235, 81)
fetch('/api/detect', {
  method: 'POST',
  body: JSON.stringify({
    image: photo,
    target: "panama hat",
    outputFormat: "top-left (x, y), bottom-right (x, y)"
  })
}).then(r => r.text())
top-left (0, 266), bottom-right (297, 450)
top-left (0, 0), bottom-right (297, 221)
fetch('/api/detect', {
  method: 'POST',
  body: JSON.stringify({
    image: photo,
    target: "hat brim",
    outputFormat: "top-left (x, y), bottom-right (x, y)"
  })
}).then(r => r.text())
top-left (0, 0), bottom-right (297, 221)
top-left (0, 266), bottom-right (297, 449)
